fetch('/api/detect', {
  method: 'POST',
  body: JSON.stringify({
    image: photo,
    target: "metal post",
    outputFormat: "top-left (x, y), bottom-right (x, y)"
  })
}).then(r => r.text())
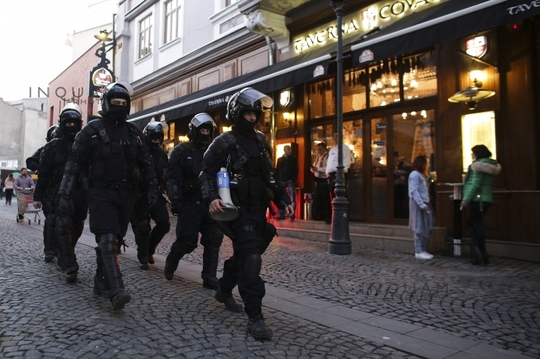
top-left (329, 0), bottom-right (351, 255)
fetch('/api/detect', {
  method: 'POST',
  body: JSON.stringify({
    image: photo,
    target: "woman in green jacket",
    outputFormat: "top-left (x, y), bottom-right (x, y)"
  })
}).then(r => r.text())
top-left (461, 145), bottom-right (501, 265)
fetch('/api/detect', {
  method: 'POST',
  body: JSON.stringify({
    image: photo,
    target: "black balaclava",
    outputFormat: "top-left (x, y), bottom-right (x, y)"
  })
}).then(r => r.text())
top-left (193, 124), bottom-right (214, 147)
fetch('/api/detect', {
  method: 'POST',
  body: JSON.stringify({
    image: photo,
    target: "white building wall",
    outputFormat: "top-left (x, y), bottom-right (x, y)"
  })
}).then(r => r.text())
top-left (0, 98), bottom-right (47, 172)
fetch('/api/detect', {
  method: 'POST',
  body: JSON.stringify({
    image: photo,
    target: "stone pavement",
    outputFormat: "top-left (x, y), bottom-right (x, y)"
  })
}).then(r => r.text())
top-left (0, 199), bottom-right (539, 358)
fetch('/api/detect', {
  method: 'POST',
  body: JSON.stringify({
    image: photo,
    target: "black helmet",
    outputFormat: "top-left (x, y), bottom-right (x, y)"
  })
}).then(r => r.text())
top-left (100, 82), bottom-right (131, 121)
top-left (58, 103), bottom-right (82, 140)
top-left (188, 113), bottom-right (216, 146)
top-left (226, 87), bottom-right (273, 125)
top-left (46, 125), bottom-right (59, 142)
top-left (143, 121), bottom-right (168, 147)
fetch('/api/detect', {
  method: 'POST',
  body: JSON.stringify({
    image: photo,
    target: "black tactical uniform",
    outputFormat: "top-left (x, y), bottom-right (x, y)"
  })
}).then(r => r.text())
top-left (33, 106), bottom-right (86, 278)
top-left (27, 124), bottom-right (59, 262)
top-left (199, 88), bottom-right (292, 340)
top-left (130, 121), bottom-right (171, 269)
top-left (59, 83), bottom-right (159, 310)
top-left (164, 113), bottom-right (223, 289)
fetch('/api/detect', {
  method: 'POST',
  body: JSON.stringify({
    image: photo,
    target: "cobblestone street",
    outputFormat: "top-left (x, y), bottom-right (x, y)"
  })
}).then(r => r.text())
top-left (1, 200), bottom-right (538, 358)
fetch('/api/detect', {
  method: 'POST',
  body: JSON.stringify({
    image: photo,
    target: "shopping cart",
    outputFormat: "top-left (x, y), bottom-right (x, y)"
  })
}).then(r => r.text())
top-left (16, 188), bottom-right (42, 225)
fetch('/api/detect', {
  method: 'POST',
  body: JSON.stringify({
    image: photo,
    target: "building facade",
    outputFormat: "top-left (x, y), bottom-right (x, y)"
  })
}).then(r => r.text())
top-left (120, 0), bottom-right (540, 261)
top-left (0, 98), bottom-right (48, 178)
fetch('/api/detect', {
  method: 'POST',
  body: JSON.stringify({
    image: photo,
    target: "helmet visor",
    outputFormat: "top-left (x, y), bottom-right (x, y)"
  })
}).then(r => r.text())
top-left (237, 88), bottom-right (273, 109)
top-left (190, 113), bottom-right (216, 129)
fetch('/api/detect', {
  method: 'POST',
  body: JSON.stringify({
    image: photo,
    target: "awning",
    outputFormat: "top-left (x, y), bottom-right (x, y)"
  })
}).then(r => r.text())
top-left (128, 44), bottom-right (333, 128)
top-left (351, 0), bottom-right (540, 66)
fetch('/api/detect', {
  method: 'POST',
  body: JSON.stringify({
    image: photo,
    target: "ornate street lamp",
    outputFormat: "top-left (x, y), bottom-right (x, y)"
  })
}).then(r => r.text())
top-left (329, 0), bottom-right (351, 255)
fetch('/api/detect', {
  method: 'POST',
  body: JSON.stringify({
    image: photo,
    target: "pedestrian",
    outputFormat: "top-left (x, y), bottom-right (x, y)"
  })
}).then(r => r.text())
top-left (0, 178), bottom-right (4, 200)
top-left (4, 173), bottom-right (14, 205)
top-left (163, 113), bottom-right (223, 289)
top-left (408, 155), bottom-right (434, 260)
top-left (276, 145), bottom-right (298, 220)
top-left (326, 132), bottom-right (352, 197)
top-left (310, 142), bottom-right (331, 223)
top-left (130, 121), bottom-right (171, 270)
top-left (461, 144), bottom-right (501, 265)
top-left (200, 87), bottom-right (294, 340)
top-left (33, 103), bottom-right (87, 279)
top-left (14, 168), bottom-right (35, 221)
top-left (26, 124), bottom-right (60, 263)
top-left (59, 82), bottom-right (159, 310)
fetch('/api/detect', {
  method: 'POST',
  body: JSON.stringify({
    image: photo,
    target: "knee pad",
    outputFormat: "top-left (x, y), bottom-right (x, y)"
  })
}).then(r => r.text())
top-left (98, 234), bottom-right (118, 254)
top-left (243, 254), bottom-right (262, 283)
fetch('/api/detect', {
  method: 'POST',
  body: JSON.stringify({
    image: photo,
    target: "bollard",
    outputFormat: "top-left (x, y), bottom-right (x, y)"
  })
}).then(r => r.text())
top-left (303, 193), bottom-right (313, 220)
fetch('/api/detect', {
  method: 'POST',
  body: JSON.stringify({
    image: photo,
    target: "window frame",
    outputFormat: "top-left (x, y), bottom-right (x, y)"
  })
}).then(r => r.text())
top-left (139, 14), bottom-right (153, 59)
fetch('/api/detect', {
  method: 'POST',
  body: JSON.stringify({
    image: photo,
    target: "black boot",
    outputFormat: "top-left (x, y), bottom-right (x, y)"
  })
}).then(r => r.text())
top-left (93, 247), bottom-right (111, 299)
top-left (202, 245), bottom-right (220, 289)
top-left (247, 315), bottom-right (273, 340)
top-left (98, 234), bottom-right (131, 310)
top-left (471, 245), bottom-right (483, 265)
top-left (164, 242), bottom-right (192, 280)
top-left (56, 216), bottom-right (78, 282)
top-left (137, 254), bottom-right (149, 270)
top-left (43, 213), bottom-right (56, 262)
top-left (215, 288), bottom-right (243, 312)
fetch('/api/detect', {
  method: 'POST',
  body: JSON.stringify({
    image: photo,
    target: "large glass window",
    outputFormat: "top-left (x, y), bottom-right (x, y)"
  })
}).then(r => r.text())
top-left (139, 14), bottom-right (153, 58)
top-left (369, 58), bottom-right (401, 108)
top-left (392, 109), bottom-right (436, 219)
top-left (308, 78), bottom-right (335, 119)
top-left (371, 117), bottom-right (388, 218)
top-left (164, 0), bottom-right (181, 44)
top-left (402, 52), bottom-right (437, 101)
top-left (339, 50), bottom-right (438, 111)
top-left (343, 70), bottom-right (367, 112)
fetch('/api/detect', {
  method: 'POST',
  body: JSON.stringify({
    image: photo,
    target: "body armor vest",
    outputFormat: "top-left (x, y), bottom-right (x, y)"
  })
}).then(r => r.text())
top-left (85, 120), bottom-right (142, 186)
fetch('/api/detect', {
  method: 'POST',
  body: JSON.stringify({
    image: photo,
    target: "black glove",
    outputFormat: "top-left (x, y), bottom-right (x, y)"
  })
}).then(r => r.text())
top-left (59, 195), bottom-right (75, 216)
top-left (148, 187), bottom-right (160, 209)
top-left (170, 201), bottom-right (182, 216)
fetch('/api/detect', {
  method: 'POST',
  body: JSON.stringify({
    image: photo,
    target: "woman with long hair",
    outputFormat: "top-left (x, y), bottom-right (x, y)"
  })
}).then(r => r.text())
top-left (408, 155), bottom-right (434, 259)
top-left (461, 145), bottom-right (501, 265)
top-left (4, 173), bottom-right (15, 205)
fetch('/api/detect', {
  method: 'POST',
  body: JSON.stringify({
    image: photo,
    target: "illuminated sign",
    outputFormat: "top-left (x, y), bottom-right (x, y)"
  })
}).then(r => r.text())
top-left (465, 36), bottom-right (487, 58)
top-left (293, 0), bottom-right (444, 54)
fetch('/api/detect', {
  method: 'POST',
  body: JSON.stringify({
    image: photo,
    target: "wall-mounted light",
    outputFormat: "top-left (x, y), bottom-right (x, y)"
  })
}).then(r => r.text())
top-left (282, 112), bottom-right (293, 126)
top-left (469, 70), bottom-right (486, 87)
top-left (222, 126), bottom-right (232, 132)
top-left (178, 135), bottom-right (189, 142)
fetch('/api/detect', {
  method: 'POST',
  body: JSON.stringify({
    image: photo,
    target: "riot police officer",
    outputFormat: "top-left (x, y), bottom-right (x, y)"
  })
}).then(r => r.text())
top-left (33, 103), bottom-right (87, 281)
top-left (59, 83), bottom-right (159, 310)
top-left (131, 121), bottom-right (171, 269)
top-left (164, 113), bottom-right (224, 289)
top-left (27, 124), bottom-right (59, 262)
top-left (199, 88), bottom-right (294, 340)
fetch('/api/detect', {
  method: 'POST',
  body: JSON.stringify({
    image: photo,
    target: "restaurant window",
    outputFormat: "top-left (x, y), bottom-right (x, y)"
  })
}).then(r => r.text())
top-left (343, 69), bottom-right (367, 112)
top-left (164, 0), bottom-right (181, 44)
top-left (402, 51), bottom-right (437, 101)
top-left (139, 14), bottom-right (153, 58)
top-left (392, 109), bottom-right (436, 219)
top-left (368, 58), bottom-right (401, 108)
top-left (308, 78), bottom-right (335, 119)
